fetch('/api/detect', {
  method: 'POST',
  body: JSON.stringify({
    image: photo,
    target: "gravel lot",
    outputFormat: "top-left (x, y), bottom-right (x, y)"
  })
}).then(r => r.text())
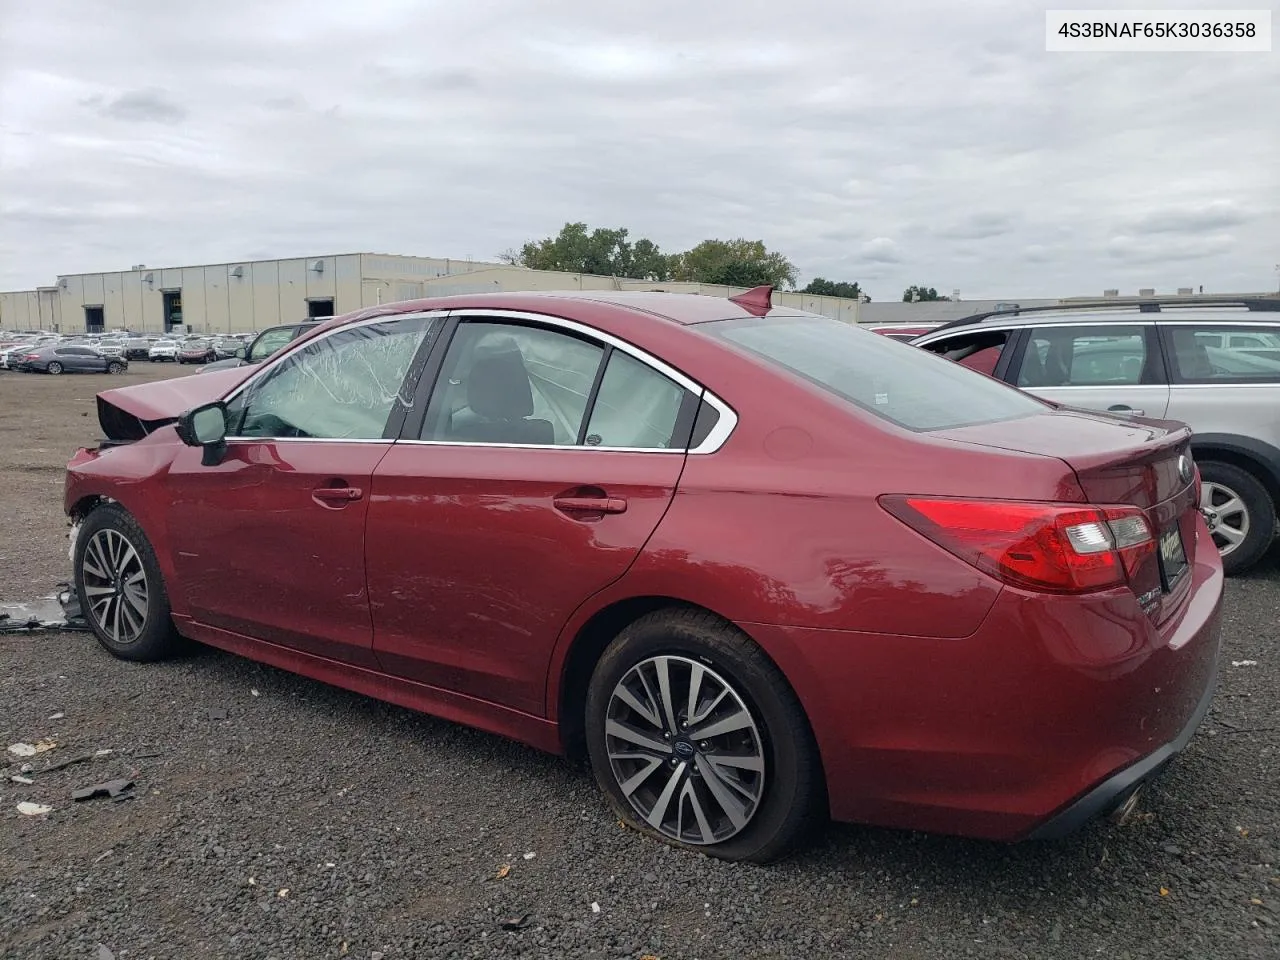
top-left (2, 365), bottom-right (1278, 960)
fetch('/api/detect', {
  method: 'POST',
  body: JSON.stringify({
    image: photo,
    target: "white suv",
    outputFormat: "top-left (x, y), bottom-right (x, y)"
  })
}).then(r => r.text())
top-left (148, 340), bottom-right (179, 362)
top-left (914, 298), bottom-right (1280, 574)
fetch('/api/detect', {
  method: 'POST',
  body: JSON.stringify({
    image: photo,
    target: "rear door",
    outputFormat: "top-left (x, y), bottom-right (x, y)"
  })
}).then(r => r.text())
top-left (1004, 323), bottom-right (1170, 419)
top-left (366, 311), bottom-right (703, 715)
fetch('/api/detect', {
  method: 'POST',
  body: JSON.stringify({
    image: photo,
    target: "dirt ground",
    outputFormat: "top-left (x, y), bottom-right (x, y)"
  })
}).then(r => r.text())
top-left (0, 363), bottom-right (195, 602)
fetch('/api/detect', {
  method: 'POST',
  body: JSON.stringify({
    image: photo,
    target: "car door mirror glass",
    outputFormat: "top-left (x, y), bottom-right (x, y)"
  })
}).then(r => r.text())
top-left (176, 401), bottom-right (228, 459)
top-left (234, 345), bottom-right (246, 359)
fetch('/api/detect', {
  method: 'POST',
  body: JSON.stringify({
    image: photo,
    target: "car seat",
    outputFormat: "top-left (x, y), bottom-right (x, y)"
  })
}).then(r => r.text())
top-left (447, 349), bottom-right (555, 444)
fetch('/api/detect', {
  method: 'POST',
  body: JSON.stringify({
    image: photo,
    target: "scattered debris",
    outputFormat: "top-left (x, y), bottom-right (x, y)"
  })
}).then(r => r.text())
top-left (1232, 660), bottom-right (1259, 667)
top-left (591, 901), bottom-right (601, 914)
top-left (71, 778), bottom-right (135, 802)
top-left (208, 708), bottom-right (229, 721)
top-left (10, 775), bottom-right (34, 785)
top-left (0, 585), bottom-right (88, 633)
top-left (48, 712), bottom-right (65, 720)
top-left (8, 740), bottom-right (57, 758)
top-left (522, 851), bottom-right (536, 860)
top-left (500, 914), bottom-right (530, 931)
top-left (133, 751), bottom-right (162, 760)
top-left (17, 801), bottom-right (54, 816)
top-left (1159, 886), bottom-right (1170, 897)
top-left (40, 752), bottom-right (95, 773)
top-left (251, 688), bottom-right (260, 697)
top-left (277, 888), bottom-right (289, 898)
top-left (494, 864), bottom-right (511, 880)
top-left (94, 749), bottom-right (113, 758)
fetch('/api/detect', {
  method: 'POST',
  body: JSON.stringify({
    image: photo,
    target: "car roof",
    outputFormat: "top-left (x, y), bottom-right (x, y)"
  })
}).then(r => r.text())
top-left (325, 290), bottom-right (817, 331)
top-left (920, 298), bottom-right (1280, 338)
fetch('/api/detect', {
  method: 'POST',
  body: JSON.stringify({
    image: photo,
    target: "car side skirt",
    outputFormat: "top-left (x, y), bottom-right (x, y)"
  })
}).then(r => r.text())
top-left (175, 617), bottom-right (563, 755)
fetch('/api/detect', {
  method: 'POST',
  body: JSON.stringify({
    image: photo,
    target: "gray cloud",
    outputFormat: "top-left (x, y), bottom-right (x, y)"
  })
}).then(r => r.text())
top-left (89, 88), bottom-right (188, 124)
top-left (1129, 201), bottom-right (1251, 235)
top-left (0, 0), bottom-right (1277, 298)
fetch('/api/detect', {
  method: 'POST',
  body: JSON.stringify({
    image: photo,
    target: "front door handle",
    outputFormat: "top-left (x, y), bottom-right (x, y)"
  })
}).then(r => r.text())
top-left (312, 486), bottom-right (364, 507)
top-left (553, 496), bottom-right (628, 516)
top-left (1107, 405), bottom-right (1145, 416)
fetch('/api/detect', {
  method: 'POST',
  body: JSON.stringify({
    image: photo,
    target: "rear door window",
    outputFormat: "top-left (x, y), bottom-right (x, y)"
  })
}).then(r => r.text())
top-left (1167, 325), bottom-right (1280, 381)
top-left (1015, 326), bottom-right (1154, 387)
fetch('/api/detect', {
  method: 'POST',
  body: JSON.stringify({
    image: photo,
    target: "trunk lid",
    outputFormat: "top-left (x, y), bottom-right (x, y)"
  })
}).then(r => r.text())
top-left (935, 407), bottom-right (1198, 622)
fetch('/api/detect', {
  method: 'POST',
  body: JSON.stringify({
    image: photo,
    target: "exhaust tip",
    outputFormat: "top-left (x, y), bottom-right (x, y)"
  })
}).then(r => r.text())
top-left (1109, 785), bottom-right (1145, 826)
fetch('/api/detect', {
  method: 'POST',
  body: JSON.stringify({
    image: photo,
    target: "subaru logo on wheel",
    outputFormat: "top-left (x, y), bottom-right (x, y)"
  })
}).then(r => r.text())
top-left (1177, 455), bottom-right (1193, 485)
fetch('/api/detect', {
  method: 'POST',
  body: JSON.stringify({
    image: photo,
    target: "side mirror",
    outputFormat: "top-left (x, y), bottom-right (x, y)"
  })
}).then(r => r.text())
top-left (176, 401), bottom-right (228, 466)
top-left (233, 345), bottom-right (246, 359)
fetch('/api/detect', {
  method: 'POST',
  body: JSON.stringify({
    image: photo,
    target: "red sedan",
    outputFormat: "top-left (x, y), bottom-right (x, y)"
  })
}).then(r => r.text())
top-left (65, 288), bottom-right (1223, 862)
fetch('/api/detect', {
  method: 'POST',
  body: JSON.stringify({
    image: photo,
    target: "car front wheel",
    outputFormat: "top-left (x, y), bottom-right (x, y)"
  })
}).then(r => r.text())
top-left (585, 609), bottom-right (823, 863)
top-left (107, 361), bottom-right (125, 375)
top-left (1198, 460), bottom-right (1275, 575)
top-left (74, 504), bottom-right (182, 661)
top-left (46, 361), bottom-right (63, 375)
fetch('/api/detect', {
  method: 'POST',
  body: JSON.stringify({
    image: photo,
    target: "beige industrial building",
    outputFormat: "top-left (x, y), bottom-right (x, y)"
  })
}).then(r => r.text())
top-left (7, 251), bottom-right (1252, 334)
top-left (0, 252), bottom-right (892, 334)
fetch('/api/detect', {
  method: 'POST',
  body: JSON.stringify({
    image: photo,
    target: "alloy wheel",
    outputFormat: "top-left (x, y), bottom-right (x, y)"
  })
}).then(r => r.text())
top-left (1200, 480), bottom-right (1250, 557)
top-left (604, 655), bottom-right (765, 845)
top-left (81, 529), bottom-right (150, 645)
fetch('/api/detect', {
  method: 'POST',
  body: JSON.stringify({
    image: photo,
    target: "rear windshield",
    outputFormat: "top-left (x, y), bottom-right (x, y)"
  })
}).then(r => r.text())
top-left (707, 315), bottom-right (1046, 431)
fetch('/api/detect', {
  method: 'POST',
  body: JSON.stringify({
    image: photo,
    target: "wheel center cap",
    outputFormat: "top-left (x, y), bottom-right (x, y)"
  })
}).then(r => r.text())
top-left (672, 739), bottom-right (697, 760)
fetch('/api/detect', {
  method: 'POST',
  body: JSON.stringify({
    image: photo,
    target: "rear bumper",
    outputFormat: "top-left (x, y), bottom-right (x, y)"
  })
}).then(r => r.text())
top-left (741, 513), bottom-right (1225, 841)
top-left (1025, 660), bottom-right (1217, 839)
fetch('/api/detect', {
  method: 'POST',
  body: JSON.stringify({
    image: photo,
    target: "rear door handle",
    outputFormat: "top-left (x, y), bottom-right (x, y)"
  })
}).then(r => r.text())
top-left (1108, 405), bottom-right (1144, 416)
top-left (312, 486), bottom-right (364, 506)
top-left (553, 496), bottom-right (628, 515)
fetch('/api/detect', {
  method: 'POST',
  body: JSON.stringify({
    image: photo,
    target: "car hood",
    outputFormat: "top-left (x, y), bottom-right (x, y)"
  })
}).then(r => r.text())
top-left (95, 366), bottom-right (254, 443)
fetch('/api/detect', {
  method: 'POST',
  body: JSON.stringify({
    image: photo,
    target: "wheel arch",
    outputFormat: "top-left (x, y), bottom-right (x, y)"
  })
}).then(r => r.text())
top-left (552, 595), bottom-right (820, 771)
top-left (1190, 433), bottom-right (1280, 503)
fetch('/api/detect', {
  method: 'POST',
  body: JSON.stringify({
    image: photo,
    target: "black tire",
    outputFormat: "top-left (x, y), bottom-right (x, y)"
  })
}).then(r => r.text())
top-left (46, 361), bottom-right (63, 375)
top-left (1198, 460), bottom-right (1275, 576)
top-left (107, 361), bottom-right (125, 375)
top-left (74, 503), bottom-right (182, 661)
top-left (584, 608), bottom-right (823, 863)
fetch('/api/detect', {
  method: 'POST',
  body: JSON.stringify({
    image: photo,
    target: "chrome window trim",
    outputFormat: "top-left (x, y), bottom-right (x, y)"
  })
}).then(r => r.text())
top-left (440, 309), bottom-right (738, 455)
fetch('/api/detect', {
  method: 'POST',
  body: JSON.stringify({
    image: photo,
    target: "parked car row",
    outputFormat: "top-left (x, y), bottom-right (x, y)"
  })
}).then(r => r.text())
top-left (66, 287), bottom-right (1225, 863)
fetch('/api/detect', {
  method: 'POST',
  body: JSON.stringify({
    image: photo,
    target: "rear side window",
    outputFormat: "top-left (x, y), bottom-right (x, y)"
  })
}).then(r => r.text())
top-left (1167, 325), bottom-right (1280, 382)
top-left (923, 330), bottom-right (1014, 377)
top-left (708, 315), bottom-right (1045, 432)
top-left (1017, 325), bottom-right (1151, 387)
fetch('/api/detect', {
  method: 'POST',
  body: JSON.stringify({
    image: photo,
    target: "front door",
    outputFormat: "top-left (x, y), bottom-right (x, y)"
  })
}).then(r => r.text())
top-left (1004, 324), bottom-right (1170, 419)
top-left (166, 313), bottom-right (443, 666)
top-left (367, 315), bottom-right (699, 714)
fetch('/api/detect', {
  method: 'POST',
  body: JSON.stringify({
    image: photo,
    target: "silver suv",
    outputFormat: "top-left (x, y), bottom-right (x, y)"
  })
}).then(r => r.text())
top-left (913, 298), bottom-right (1280, 575)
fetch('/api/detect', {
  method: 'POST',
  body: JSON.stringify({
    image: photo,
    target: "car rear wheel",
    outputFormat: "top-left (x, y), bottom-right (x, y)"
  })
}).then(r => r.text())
top-left (46, 361), bottom-right (63, 375)
top-left (584, 608), bottom-right (823, 863)
top-left (74, 504), bottom-right (182, 661)
top-left (1198, 461), bottom-right (1275, 575)
top-left (107, 361), bottom-right (125, 375)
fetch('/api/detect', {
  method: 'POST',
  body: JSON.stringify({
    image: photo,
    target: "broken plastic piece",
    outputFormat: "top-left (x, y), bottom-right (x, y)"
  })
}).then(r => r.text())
top-left (8, 740), bottom-right (56, 758)
top-left (500, 914), bottom-right (530, 931)
top-left (17, 801), bottom-right (53, 816)
top-left (10, 775), bottom-right (34, 785)
top-left (71, 778), bottom-right (135, 802)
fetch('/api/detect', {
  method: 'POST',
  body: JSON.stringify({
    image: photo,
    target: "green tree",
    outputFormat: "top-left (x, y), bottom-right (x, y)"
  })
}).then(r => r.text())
top-left (902, 285), bottom-right (948, 302)
top-left (670, 238), bottom-right (797, 288)
top-left (512, 222), bottom-right (673, 280)
top-left (802, 277), bottom-right (865, 300)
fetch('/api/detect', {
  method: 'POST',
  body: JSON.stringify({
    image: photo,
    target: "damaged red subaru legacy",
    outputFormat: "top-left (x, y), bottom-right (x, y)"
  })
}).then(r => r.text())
top-left (65, 288), bottom-right (1223, 862)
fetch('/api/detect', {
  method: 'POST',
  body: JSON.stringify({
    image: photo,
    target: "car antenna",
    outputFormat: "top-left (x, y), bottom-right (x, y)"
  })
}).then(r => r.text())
top-left (728, 285), bottom-right (775, 316)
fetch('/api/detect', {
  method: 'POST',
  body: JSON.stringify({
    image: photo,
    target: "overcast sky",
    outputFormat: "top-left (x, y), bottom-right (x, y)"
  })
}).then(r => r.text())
top-left (1, 0), bottom-right (1276, 299)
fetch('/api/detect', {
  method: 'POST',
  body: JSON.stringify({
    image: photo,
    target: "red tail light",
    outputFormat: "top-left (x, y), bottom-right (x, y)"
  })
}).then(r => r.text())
top-left (880, 497), bottom-right (1156, 594)
top-left (23, 353), bottom-right (39, 360)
